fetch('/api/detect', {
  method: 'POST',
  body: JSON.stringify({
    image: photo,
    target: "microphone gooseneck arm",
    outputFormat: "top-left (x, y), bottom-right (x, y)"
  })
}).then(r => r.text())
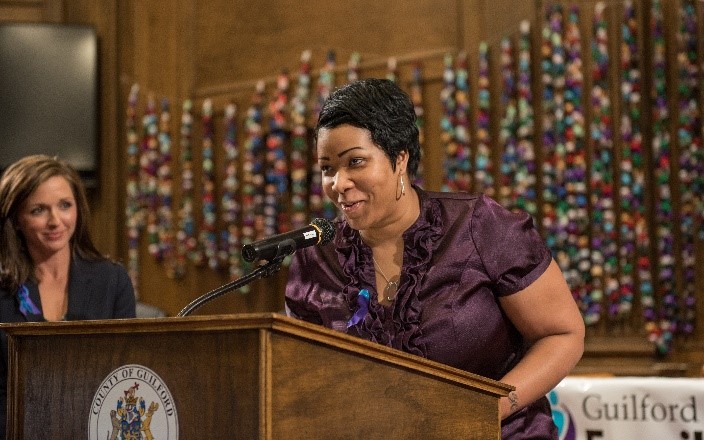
top-left (176, 256), bottom-right (285, 317)
top-left (177, 218), bottom-right (334, 317)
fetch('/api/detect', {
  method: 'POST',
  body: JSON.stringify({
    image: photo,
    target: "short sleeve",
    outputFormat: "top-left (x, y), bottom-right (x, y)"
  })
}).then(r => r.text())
top-left (470, 195), bottom-right (552, 296)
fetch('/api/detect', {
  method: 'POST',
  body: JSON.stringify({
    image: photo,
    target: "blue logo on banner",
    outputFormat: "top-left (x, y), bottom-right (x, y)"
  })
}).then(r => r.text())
top-left (549, 390), bottom-right (577, 440)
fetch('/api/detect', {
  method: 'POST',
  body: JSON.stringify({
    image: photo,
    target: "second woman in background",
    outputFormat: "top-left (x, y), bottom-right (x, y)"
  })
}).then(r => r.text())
top-left (0, 154), bottom-right (136, 439)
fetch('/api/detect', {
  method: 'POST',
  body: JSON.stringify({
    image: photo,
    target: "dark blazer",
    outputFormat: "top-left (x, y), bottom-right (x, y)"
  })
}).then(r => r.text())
top-left (0, 255), bottom-right (136, 439)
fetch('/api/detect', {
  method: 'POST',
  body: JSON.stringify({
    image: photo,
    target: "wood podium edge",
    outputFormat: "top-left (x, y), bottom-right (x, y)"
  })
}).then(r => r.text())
top-left (259, 328), bottom-right (273, 440)
top-left (0, 312), bottom-right (512, 398)
top-left (267, 315), bottom-right (513, 397)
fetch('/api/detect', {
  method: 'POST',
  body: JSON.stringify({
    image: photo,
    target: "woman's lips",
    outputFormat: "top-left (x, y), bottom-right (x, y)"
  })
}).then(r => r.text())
top-left (44, 231), bottom-right (65, 241)
top-left (340, 200), bottom-right (363, 213)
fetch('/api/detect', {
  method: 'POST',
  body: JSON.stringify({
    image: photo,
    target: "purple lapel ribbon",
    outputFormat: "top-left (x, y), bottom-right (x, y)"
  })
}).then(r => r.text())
top-left (346, 289), bottom-right (370, 328)
top-left (18, 284), bottom-right (41, 317)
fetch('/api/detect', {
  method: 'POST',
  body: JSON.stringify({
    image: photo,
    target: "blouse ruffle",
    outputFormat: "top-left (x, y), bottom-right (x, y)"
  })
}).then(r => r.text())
top-left (337, 188), bottom-right (443, 357)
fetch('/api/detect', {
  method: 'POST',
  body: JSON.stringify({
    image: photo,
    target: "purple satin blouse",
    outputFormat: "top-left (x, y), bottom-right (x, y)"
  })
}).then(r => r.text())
top-left (285, 188), bottom-right (558, 439)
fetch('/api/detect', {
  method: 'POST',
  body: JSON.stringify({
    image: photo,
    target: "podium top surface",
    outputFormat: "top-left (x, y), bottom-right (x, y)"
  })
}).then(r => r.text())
top-left (0, 312), bottom-right (513, 397)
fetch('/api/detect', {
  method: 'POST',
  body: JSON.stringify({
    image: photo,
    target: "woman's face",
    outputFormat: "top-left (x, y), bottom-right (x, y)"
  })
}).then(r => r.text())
top-left (317, 124), bottom-right (406, 231)
top-left (17, 175), bottom-right (77, 260)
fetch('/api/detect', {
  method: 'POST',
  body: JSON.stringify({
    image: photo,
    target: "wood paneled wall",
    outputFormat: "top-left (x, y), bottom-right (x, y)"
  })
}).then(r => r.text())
top-left (2, 0), bottom-right (703, 376)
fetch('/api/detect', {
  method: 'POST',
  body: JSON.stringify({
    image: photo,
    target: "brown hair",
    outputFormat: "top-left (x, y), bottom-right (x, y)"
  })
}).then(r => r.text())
top-left (0, 154), bottom-right (103, 292)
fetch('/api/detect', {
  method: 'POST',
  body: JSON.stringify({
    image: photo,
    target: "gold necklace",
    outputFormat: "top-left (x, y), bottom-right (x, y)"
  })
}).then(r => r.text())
top-left (372, 256), bottom-right (399, 302)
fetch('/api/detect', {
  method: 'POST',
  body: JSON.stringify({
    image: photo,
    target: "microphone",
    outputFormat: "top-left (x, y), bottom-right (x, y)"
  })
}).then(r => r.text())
top-left (241, 218), bottom-right (335, 262)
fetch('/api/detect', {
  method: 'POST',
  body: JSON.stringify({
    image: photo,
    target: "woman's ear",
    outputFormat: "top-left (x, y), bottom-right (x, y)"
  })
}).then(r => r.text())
top-left (396, 150), bottom-right (409, 172)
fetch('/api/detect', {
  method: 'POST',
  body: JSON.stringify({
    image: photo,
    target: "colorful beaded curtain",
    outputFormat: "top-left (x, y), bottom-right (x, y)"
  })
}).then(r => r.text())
top-left (125, 1), bottom-right (702, 353)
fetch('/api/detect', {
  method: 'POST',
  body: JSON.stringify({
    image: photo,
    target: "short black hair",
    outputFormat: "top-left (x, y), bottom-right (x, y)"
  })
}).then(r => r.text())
top-left (315, 78), bottom-right (421, 176)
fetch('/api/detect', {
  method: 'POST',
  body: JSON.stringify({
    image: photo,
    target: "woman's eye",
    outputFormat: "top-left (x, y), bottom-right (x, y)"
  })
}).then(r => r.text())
top-left (30, 207), bottom-right (44, 215)
top-left (59, 200), bottom-right (73, 209)
top-left (349, 157), bottom-right (364, 167)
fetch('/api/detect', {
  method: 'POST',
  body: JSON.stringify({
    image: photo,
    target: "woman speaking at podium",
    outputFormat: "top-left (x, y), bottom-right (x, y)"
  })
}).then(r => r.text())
top-left (0, 155), bottom-right (136, 438)
top-left (285, 78), bottom-right (585, 439)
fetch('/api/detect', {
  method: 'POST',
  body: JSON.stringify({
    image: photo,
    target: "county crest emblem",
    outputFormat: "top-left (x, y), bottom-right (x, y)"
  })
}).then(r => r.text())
top-left (89, 364), bottom-right (178, 440)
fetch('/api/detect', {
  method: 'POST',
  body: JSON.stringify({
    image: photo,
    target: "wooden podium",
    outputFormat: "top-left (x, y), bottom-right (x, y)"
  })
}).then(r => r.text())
top-left (2, 313), bottom-right (511, 439)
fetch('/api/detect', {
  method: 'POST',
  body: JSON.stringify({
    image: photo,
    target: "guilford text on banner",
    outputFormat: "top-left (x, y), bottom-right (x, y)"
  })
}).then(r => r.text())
top-left (549, 377), bottom-right (702, 440)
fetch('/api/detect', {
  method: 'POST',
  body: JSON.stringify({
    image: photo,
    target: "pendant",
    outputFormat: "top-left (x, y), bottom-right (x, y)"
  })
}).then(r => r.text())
top-left (384, 281), bottom-right (399, 302)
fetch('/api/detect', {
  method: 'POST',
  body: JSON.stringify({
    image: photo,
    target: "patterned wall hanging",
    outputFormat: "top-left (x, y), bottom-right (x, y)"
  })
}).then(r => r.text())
top-left (122, 5), bottom-right (701, 345)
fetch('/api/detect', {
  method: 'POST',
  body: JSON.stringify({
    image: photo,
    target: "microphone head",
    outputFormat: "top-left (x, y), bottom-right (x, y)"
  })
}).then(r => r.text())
top-left (311, 218), bottom-right (335, 244)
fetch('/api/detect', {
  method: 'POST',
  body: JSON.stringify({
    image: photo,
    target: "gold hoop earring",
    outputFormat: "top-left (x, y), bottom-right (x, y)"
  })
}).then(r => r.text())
top-left (396, 174), bottom-right (405, 201)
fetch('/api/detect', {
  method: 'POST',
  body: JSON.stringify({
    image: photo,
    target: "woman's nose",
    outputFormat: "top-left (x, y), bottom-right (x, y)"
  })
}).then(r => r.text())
top-left (46, 208), bottom-right (60, 225)
top-left (331, 171), bottom-right (352, 193)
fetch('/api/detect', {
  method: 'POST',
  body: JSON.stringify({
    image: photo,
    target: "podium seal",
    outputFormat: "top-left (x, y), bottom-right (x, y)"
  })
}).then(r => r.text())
top-left (88, 364), bottom-right (179, 439)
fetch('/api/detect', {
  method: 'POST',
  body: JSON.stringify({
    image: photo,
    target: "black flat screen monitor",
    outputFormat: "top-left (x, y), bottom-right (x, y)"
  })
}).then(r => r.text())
top-left (0, 23), bottom-right (99, 186)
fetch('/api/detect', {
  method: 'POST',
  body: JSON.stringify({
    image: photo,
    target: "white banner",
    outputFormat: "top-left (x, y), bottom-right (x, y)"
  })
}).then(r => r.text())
top-left (549, 377), bottom-right (703, 440)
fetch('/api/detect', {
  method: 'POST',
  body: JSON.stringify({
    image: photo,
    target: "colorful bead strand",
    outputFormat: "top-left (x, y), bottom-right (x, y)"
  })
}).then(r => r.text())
top-left (540, 4), bottom-right (568, 273)
top-left (619, 0), bottom-right (656, 345)
top-left (141, 95), bottom-right (160, 262)
top-left (498, 28), bottom-right (537, 216)
top-left (175, 99), bottom-right (196, 277)
top-left (156, 98), bottom-right (176, 276)
top-left (563, 5), bottom-right (593, 323)
top-left (411, 62), bottom-right (426, 188)
top-left (516, 20), bottom-right (537, 217)
top-left (265, 71), bottom-right (290, 239)
top-left (386, 57), bottom-right (398, 83)
top-left (439, 52), bottom-right (457, 192)
top-left (675, 0), bottom-right (702, 335)
top-left (289, 50), bottom-right (313, 230)
top-left (310, 50), bottom-right (337, 220)
top-left (475, 42), bottom-right (494, 197)
top-left (589, 2), bottom-right (620, 320)
top-left (347, 51), bottom-right (360, 83)
top-left (197, 99), bottom-right (219, 270)
top-left (443, 52), bottom-right (472, 192)
top-left (241, 81), bottom-right (267, 261)
top-left (650, 0), bottom-right (676, 353)
top-left (219, 102), bottom-right (243, 280)
top-left (125, 84), bottom-right (142, 293)
top-left (498, 36), bottom-right (520, 209)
